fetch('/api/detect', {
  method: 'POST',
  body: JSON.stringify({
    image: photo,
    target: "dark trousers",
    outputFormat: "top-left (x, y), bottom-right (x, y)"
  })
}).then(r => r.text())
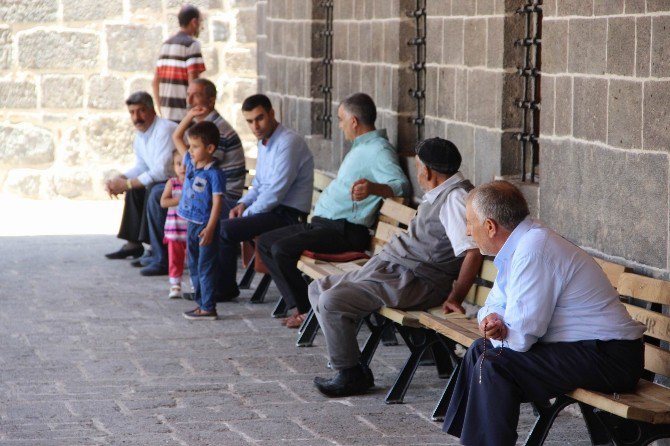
top-left (117, 183), bottom-right (163, 244)
top-left (442, 337), bottom-right (644, 446)
top-left (187, 221), bottom-right (220, 312)
top-left (218, 205), bottom-right (307, 294)
top-left (257, 216), bottom-right (370, 314)
top-left (145, 183), bottom-right (168, 268)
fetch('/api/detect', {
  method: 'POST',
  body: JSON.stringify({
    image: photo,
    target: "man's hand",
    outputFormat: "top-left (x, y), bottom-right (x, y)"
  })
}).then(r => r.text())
top-left (187, 105), bottom-right (208, 120)
top-left (479, 313), bottom-right (508, 340)
top-left (199, 225), bottom-right (215, 246)
top-left (229, 203), bottom-right (246, 219)
top-left (442, 296), bottom-right (466, 315)
top-left (351, 179), bottom-right (373, 201)
top-left (106, 176), bottom-right (128, 197)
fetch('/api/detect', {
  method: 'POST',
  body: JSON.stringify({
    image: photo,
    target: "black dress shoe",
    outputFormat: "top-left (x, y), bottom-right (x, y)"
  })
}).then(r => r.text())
top-left (105, 246), bottom-right (144, 260)
top-left (216, 287), bottom-right (241, 302)
top-left (140, 265), bottom-right (168, 276)
top-left (314, 364), bottom-right (374, 397)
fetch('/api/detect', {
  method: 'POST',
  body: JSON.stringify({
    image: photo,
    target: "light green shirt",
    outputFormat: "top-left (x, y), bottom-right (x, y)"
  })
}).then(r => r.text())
top-left (314, 129), bottom-right (409, 227)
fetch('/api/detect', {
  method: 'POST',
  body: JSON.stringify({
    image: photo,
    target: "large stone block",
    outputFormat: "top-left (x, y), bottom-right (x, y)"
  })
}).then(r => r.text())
top-left (18, 30), bottom-right (99, 70)
top-left (426, 18), bottom-right (443, 64)
top-left (202, 46), bottom-right (218, 75)
top-left (52, 170), bottom-right (93, 199)
top-left (3, 168), bottom-right (44, 198)
top-left (474, 128), bottom-right (501, 184)
top-left (568, 19), bottom-right (607, 74)
top-left (0, 124), bottom-right (54, 165)
top-left (501, 72), bottom-right (523, 130)
top-left (383, 21), bottom-right (400, 63)
top-left (166, 0), bottom-right (222, 8)
top-left (106, 25), bottom-right (163, 72)
top-left (608, 79), bottom-right (642, 149)
top-left (636, 17), bottom-right (651, 77)
top-left (41, 76), bottom-right (84, 109)
top-left (443, 19), bottom-right (464, 65)
top-left (651, 16), bottom-right (670, 77)
top-left (572, 77), bottom-right (607, 143)
top-left (542, 20), bottom-right (567, 73)
top-left (648, 0), bottom-right (670, 11)
top-left (62, 0), bottom-right (122, 21)
top-left (463, 18), bottom-right (487, 66)
top-left (594, 0), bottom-right (624, 15)
top-left (425, 66), bottom-right (439, 117)
top-left (0, 26), bottom-right (11, 70)
top-left (0, 0), bottom-right (57, 23)
top-left (129, 0), bottom-right (162, 11)
top-left (211, 19), bottom-right (230, 42)
top-left (236, 8), bottom-right (257, 44)
top-left (0, 80), bottom-right (36, 108)
top-left (540, 140), bottom-right (668, 268)
top-left (486, 17), bottom-right (503, 68)
top-left (225, 48), bottom-right (255, 77)
top-left (476, 0), bottom-right (495, 15)
top-left (437, 67), bottom-right (455, 120)
top-left (540, 76), bottom-right (555, 136)
top-left (88, 75), bottom-right (125, 110)
top-left (452, 0), bottom-right (476, 15)
top-left (454, 68), bottom-right (468, 121)
top-left (624, 0), bottom-right (646, 13)
top-left (554, 76), bottom-right (573, 136)
top-left (556, 0), bottom-right (593, 15)
top-left (128, 77), bottom-right (152, 97)
top-left (643, 80), bottom-right (670, 152)
top-left (607, 17), bottom-right (635, 76)
top-left (84, 116), bottom-right (135, 162)
top-left (466, 69), bottom-right (501, 128)
top-left (446, 123), bottom-right (475, 180)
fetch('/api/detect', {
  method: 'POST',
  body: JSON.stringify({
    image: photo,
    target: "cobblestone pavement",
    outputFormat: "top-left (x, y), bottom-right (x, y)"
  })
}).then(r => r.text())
top-left (0, 235), bottom-right (591, 445)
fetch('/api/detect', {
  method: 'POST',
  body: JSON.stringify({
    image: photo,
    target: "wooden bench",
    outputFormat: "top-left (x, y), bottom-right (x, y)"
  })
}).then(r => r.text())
top-left (295, 198), bottom-right (416, 347)
top-left (424, 262), bottom-right (670, 446)
top-left (238, 170), bottom-right (335, 313)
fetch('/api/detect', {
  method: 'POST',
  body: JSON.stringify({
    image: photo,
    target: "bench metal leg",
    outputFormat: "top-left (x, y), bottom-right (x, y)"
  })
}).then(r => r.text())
top-left (296, 309), bottom-right (320, 347)
top-left (238, 256), bottom-right (255, 289)
top-left (593, 410), bottom-right (670, 446)
top-left (431, 361), bottom-right (461, 421)
top-left (271, 296), bottom-right (287, 318)
top-left (249, 273), bottom-right (272, 304)
top-left (385, 327), bottom-right (448, 404)
top-left (360, 315), bottom-right (393, 367)
top-left (523, 395), bottom-right (575, 446)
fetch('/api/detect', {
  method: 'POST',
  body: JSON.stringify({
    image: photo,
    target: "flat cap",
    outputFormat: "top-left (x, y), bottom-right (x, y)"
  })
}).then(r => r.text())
top-left (415, 137), bottom-right (462, 175)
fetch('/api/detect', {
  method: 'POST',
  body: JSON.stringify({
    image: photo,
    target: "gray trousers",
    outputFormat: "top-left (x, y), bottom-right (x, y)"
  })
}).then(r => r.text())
top-left (308, 256), bottom-right (446, 370)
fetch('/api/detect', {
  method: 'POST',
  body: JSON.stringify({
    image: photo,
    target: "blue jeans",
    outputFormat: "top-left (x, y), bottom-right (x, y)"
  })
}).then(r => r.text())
top-left (187, 221), bottom-right (220, 312)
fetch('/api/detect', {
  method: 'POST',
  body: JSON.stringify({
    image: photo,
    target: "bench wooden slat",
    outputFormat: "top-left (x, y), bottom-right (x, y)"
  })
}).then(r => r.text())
top-left (426, 306), bottom-right (468, 320)
top-left (479, 259), bottom-right (497, 283)
top-left (593, 258), bottom-right (626, 287)
top-left (377, 307), bottom-right (422, 328)
top-left (568, 380), bottom-right (670, 424)
top-left (418, 313), bottom-right (479, 348)
top-left (618, 272), bottom-right (670, 306)
top-left (645, 344), bottom-right (670, 377)
top-left (622, 303), bottom-right (670, 343)
top-left (313, 170), bottom-right (334, 191)
top-left (374, 221), bottom-right (405, 244)
top-left (379, 199), bottom-right (416, 227)
top-left (473, 287), bottom-right (491, 307)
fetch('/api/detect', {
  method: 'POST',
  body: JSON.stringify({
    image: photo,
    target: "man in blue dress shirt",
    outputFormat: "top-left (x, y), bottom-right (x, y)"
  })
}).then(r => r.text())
top-left (256, 93), bottom-right (410, 328)
top-left (217, 94), bottom-right (314, 299)
top-left (442, 180), bottom-right (646, 446)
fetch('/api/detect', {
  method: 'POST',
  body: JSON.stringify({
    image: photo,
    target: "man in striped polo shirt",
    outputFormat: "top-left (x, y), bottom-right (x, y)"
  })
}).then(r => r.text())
top-left (152, 4), bottom-right (206, 123)
top-left (138, 78), bottom-right (245, 278)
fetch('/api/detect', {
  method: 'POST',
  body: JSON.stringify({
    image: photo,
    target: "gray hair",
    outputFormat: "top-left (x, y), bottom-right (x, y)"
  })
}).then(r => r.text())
top-left (125, 91), bottom-right (154, 110)
top-left (192, 78), bottom-right (217, 100)
top-left (340, 92), bottom-right (376, 127)
top-left (469, 181), bottom-right (529, 231)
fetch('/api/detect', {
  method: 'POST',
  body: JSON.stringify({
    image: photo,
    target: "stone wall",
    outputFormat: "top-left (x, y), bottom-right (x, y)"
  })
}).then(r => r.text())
top-left (540, 0), bottom-right (670, 277)
top-left (258, 0), bottom-right (670, 277)
top-left (0, 0), bottom-right (257, 199)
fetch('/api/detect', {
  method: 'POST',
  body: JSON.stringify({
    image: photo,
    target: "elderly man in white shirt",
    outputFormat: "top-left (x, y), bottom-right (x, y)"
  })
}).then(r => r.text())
top-left (105, 91), bottom-right (177, 260)
top-left (442, 180), bottom-right (646, 446)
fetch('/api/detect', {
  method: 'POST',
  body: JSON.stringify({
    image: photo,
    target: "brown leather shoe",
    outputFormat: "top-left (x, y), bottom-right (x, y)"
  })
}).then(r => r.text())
top-left (285, 312), bottom-right (307, 329)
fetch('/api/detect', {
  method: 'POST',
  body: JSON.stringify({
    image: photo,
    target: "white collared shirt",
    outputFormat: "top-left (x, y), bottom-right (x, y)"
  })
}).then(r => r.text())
top-left (124, 117), bottom-right (177, 186)
top-left (422, 172), bottom-right (477, 257)
top-left (478, 217), bottom-right (645, 352)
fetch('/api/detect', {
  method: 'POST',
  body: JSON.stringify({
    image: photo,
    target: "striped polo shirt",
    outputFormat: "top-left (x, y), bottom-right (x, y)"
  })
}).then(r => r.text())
top-left (204, 110), bottom-right (246, 201)
top-left (155, 31), bottom-right (206, 122)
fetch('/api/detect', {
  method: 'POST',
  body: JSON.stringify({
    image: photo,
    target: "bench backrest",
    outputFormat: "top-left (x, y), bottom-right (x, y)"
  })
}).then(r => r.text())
top-left (310, 170), bottom-right (334, 216)
top-left (370, 199), bottom-right (417, 255)
top-left (617, 272), bottom-right (670, 380)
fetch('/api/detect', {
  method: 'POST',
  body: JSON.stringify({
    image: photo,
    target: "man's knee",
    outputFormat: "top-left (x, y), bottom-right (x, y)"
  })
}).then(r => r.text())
top-left (270, 237), bottom-right (301, 261)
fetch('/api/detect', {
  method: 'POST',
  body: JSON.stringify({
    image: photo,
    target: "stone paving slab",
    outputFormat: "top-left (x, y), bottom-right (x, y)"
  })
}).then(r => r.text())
top-left (0, 235), bottom-right (592, 445)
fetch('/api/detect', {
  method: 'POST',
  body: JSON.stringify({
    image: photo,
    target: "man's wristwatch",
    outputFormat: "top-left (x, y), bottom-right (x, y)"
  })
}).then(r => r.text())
top-left (126, 179), bottom-right (132, 190)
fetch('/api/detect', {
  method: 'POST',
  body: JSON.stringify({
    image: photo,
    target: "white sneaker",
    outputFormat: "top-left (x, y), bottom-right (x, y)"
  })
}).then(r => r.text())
top-left (169, 285), bottom-right (182, 299)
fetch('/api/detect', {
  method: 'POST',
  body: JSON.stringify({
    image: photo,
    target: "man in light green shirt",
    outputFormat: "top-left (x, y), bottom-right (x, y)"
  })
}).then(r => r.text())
top-left (257, 93), bottom-right (410, 327)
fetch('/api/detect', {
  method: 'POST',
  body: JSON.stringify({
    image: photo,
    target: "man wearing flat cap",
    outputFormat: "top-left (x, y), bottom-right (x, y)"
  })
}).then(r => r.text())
top-left (309, 137), bottom-right (483, 397)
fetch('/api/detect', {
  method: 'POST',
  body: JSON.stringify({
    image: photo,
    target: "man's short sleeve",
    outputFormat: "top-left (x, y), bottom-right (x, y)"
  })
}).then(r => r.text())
top-left (186, 41), bottom-right (206, 74)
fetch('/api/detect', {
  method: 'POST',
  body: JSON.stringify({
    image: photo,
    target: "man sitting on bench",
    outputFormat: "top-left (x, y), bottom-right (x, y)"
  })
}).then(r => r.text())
top-left (257, 92), bottom-right (410, 328)
top-left (442, 181), bottom-right (646, 446)
top-left (309, 138), bottom-right (483, 397)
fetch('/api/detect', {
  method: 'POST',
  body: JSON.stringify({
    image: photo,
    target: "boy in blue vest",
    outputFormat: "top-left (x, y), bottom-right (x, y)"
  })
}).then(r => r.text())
top-left (177, 121), bottom-right (226, 320)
